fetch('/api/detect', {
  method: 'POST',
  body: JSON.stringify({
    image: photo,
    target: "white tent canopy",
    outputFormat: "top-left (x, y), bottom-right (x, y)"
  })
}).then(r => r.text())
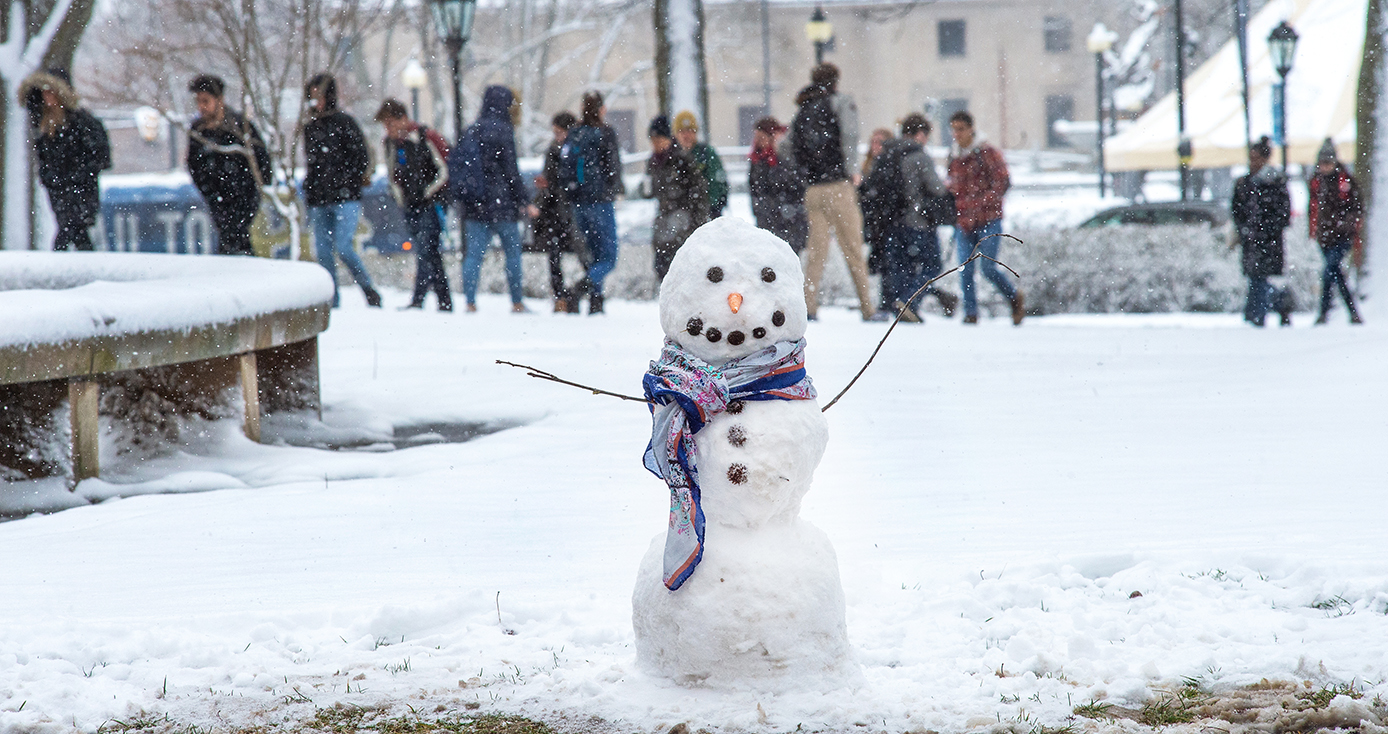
top-left (1106, 0), bottom-right (1365, 171)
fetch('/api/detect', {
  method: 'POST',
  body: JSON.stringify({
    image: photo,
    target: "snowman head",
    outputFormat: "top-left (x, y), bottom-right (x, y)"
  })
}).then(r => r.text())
top-left (659, 218), bottom-right (808, 365)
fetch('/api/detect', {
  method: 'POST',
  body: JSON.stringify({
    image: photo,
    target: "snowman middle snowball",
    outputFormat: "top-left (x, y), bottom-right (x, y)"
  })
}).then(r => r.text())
top-left (633, 217), bottom-right (854, 689)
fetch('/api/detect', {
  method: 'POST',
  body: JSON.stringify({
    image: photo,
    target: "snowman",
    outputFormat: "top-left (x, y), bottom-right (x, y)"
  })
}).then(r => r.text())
top-left (633, 217), bottom-right (855, 689)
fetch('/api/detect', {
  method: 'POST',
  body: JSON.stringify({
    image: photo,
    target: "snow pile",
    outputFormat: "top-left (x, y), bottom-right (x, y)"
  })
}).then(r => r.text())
top-left (0, 252), bottom-right (333, 348)
top-left (1008, 225), bottom-right (1323, 315)
top-left (634, 219), bottom-right (852, 690)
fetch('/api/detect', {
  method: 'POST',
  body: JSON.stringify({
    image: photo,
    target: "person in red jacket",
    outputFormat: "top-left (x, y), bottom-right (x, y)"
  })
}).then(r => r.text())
top-left (947, 110), bottom-right (1023, 325)
top-left (1307, 139), bottom-right (1364, 325)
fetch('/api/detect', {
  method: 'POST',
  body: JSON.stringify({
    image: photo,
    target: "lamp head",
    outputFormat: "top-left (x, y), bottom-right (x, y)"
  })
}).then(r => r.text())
top-left (1268, 21), bottom-right (1299, 78)
top-left (805, 6), bottom-right (832, 44)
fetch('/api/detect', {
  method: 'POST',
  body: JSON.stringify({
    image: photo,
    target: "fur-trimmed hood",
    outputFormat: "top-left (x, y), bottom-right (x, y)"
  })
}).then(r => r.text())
top-left (20, 69), bottom-right (80, 111)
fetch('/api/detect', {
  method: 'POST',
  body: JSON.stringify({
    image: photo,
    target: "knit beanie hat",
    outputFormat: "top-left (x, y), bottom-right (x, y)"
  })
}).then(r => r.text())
top-left (673, 110), bottom-right (699, 134)
top-left (1317, 138), bottom-right (1338, 165)
top-left (648, 114), bottom-right (672, 139)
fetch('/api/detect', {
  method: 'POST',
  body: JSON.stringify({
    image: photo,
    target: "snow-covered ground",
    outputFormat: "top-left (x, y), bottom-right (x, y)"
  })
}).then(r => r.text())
top-left (2, 291), bottom-right (1387, 733)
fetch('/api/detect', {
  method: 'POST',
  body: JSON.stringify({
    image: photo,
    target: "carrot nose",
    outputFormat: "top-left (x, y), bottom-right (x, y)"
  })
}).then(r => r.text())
top-left (728, 293), bottom-right (743, 314)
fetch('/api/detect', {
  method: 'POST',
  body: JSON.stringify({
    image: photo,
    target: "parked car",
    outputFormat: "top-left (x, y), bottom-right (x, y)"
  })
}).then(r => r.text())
top-left (1077, 201), bottom-right (1230, 229)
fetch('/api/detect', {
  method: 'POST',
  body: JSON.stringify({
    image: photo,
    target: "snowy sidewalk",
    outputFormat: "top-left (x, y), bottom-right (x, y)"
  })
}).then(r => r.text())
top-left (1, 294), bottom-right (1385, 733)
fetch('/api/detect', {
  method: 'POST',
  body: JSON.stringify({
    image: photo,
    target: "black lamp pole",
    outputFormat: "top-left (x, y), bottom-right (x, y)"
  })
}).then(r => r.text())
top-left (1095, 50), bottom-right (1106, 197)
top-left (1174, 0), bottom-right (1189, 200)
top-left (1268, 21), bottom-right (1299, 173)
top-left (806, 6), bottom-right (831, 66)
top-left (431, 0), bottom-right (478, 141)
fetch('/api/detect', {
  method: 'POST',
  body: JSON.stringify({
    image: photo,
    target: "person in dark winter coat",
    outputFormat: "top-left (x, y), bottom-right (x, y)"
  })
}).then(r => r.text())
top-left (647, 115), bottom-right (710, 280)
top-left (1307, 139), bottom-right (1364, 325)
top-left (786, 64), bottom-right (876, 320)
top-left (529, 111), bottom-right (587, 313)
top-left (302, 73), bottom-right (380, 308)
top-left (859, 127), bottom-right (895, 293)
top-left (557, 92), bottom-right (625, 314)
top-left (1231, 136), bottom-right (1292, 327)
top-left (376, 98), bottom-right (452, 311)
top-left (948, 110), bottom-right (1022, 325)
top-left (748, 117), bottom-right (807, 254)
top-left (21, 69), bottom-right (111, 251)
top-left (868, 114), bottom-right (957, 322)
top-left (455, 85), bottom-right (530, 313)
top-left (673, 110), bottom-right (728, 216)
top-left (186, 75), bottom-right (272, 256)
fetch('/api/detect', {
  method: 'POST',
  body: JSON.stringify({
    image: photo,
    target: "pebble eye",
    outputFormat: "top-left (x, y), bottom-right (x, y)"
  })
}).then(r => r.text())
top-left (771, 310), bottom-right (785, 327)
top-left (686, 317), bottom-right (703, 336)
top-left (761, 267), bottom-right (776, 283)
top-left (705, 327), bottom-right (722, 342)
top-left (707, 267), bottom-right (724, 283)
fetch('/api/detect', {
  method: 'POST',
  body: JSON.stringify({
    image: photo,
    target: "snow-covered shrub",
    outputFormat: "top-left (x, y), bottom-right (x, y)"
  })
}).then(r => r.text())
top-left (99, 365), bottom-right (240, 457)
top-left (1004, 225), bottom-right (1322, 314)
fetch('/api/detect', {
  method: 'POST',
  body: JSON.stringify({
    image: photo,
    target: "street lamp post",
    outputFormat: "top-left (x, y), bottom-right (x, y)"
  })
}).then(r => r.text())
top-left (1174, 0), bottom-right (1189, 200)
top-left (1267, 21), bottom-right (1299, 172)
top-left (402, 58), bottom-right (427, 122)
top-left (805, 6), bottom-right (832, 66)
top-left (1087, 23), bottom-right (1117, 198)
top-left (430, 0), bottom-right (478, 140)
top-left (760, 0), bottom-right (772, 115)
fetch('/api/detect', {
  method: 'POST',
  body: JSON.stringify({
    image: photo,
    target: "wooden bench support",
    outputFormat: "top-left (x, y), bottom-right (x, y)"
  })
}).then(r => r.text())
top-left (68, 378), bottom-right (100, 484)
top-left (239, 353), bottom-right (261, 443)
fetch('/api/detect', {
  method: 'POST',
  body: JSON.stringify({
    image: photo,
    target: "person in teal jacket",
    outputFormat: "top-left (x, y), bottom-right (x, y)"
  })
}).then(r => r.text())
top-left (673, 110), bottom-right (728, 217)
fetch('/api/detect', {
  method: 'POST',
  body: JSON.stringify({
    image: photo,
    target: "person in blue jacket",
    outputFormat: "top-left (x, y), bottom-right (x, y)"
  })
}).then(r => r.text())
top-left (452, 85), bottom-right (530, 313)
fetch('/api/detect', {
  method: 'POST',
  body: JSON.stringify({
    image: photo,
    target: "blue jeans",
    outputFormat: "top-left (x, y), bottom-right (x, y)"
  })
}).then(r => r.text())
top-left (883, 225), bottom-right (943, 311)
top-left (955, 218), bottom-right (1015, 317)
top-left (309, 201), bottom-right (373, 307)
top-left (405, 204), bottom-right (451, 308)
top-left (462, 219), bottom-right (525, 305)
top-left (1319, 238), bottom-right (1357, 315)
top-left (1245, 275), bottom-right (1274, 325)
top-left (573, 202), bottom-right (619, 296)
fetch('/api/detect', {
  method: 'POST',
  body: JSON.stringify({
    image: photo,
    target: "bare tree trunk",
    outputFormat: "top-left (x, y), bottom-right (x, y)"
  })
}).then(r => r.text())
top-left (1357, 0), bottom-right (1383, 279)
top-left (652, 0), bottom-right (709, 137)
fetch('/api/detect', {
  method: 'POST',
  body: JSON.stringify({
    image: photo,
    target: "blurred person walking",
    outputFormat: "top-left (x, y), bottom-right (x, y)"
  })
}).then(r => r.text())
top-left (647, 115), bottom-right (710, 280)
top-left (21, 69), bottom-right (111, 252)
top-left (673, 111), bottom-right (728, 218)
top-left (1231, 136), bottom-right (1292, 328)
top-left (747, 117), bottom-right (807, 254)
top-left (302, 73), bottom-right (381, 308)
top-left (376, 99), bottom-right (453, 311)
top-left (866, 114), bottom-right (956, 322)
top-left (787, 63), bottom-right (876, 320)
top-left (452, 85), bottom-right (530, 313)
top-left (557, 91), bottom-right (624, 315)
top-left (858, 127), bottom-right (895, 315)
top-left (947, 110), bottom-right (1022, 325)
top-left (186, 75), bottom-right (272, 256)
top-left (1307, 139), bottom-right (1364, 325)
top-left (530, 111), bottom-right (587, 313)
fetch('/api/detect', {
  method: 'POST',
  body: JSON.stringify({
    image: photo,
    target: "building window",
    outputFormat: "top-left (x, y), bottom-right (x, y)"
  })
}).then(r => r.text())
top-left (1044, 16), bottom-right (1072, 53)
top-left (937, 97), bottom-right (969, 146)
top-left (607, 109), bottom-right (636, 153)
top-left (938, 20), bottom-right (966, 57)
top-left (738, 105), bottom-right (769, 147)
top-left (1045, 94), bottom-right (1075, 148)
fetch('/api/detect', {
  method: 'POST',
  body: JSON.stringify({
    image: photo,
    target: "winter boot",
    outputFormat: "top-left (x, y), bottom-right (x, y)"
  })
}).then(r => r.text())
top-left (589, 293), bottom-right (604, 315)
top-left (1011, 291), bottom-right (1026, 325)
top-left (962, 314), bottom-right (978, 325)
top-left (1314, 311), bottom-right (1329, 326)
top-left (893, 300), bottom-right (923, 323)
top-left (936, 290), bottom-right (959, 318)
top-left (363, 286), bottom-right (383, 308)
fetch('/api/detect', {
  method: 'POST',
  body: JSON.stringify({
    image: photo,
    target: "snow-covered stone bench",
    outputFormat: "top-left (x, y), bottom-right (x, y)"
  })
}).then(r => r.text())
top-left (1, 252), bottom-right (333, 483)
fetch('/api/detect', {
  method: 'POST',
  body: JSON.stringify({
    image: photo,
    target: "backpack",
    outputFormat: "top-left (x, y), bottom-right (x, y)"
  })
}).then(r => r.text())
top-left (792, 93), bottom-right (846, 184)
top-left (557, 125), bottom-right (607, 203)
top-left (448, 126), bottom-right (484, 206)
